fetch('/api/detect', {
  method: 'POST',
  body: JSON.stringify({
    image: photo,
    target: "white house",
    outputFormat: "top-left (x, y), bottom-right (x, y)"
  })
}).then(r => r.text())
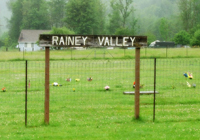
top-left (18, 30), bottom-right (50, 52)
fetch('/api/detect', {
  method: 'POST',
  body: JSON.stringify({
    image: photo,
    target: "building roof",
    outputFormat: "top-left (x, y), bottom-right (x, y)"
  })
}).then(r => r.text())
top-left (18, 30), bottom-right (51, 43)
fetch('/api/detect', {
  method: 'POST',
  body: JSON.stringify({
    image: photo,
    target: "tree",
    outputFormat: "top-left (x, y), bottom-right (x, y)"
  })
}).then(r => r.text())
top-left (190, 0), bottom-right (200, 31)
top-left (173, 30), bottom-right (190, 45)
top-left (145, 32), bottom-right (156, 45)
top-left (107, 0), bottom-right (122, 34)
top-left (117, 0), bottom-right (133, 28)
top-left (108, 0), bottom-right (136, 34)
top-left (49, 27), bottom-right (75, 35)
top-left (159, 18), bottom-right (169, 41)
top-left (48, 26), bottom-right (75, 49)
top-left (178, 0), bottom-right (200, 32)
top-left (0, 33), bottom-right (6, 47)
top-left (154, 0), bottom-right (176, 18)
top-left (189, 24), bottom-right (200, 36)
top-left (135, 0), bottom-right (178, 35)
top-left (21, 0), bottom-right (51, 29)
top-left (7, 0), bottom-right (23, 43)
top-left (0, 32), bottom-right (11, 48)
top-left (0, 40), bottom-right (4, 47)
top-left (152, 17), bottom-right (178, 41)
top-left (65, 0), bottom-right (105, 35)
top-left (48, 0), bottom-right (67, 27)
top-left (115, 27), bottom-right (131, 35)
top-left (190, 29), bottom-right (200, 46)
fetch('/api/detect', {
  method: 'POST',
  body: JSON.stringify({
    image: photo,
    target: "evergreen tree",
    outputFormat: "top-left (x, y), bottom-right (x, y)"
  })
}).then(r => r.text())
top-left (178, 0), bottom-right (200, 32)
top-left (7, 0), bottom-right (23, 42)
top-left (21, 0), bottom-right (50, 29)
top-left (48, 0), bottom-right (67, 27)
top-left (159, 18), bottom-right (169, 41)
top-left (107, 0), bottom-right (122, 34)
top-left (65, 0), bottom-right (105, 35)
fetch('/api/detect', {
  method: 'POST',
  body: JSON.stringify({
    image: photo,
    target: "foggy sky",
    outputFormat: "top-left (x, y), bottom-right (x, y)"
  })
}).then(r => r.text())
top-left (0, 0), bottom-right (178, 36)
top-left (0, 0), bottom-right (11, 34)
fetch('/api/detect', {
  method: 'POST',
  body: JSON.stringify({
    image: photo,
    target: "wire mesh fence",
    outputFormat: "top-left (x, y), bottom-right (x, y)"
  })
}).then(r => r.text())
top-left (0, 58), bottom-right (199, 127)
top-left (1, 47), bottom-right (200, 61)
top-left (155, 58), bottom-right (200, 122)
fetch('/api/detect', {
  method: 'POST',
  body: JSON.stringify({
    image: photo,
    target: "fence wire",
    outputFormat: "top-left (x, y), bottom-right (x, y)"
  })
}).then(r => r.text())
top-left (0, 58), bottom-right (199, 126)
top-left (1, 47), bottom-right (200, 61)
top-left (156, 58), bottom-right (200, 121)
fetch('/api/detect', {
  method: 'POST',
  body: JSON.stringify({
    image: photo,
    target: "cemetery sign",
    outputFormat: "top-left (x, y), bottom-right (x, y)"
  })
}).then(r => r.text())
top-left (39, 34), bottom-right (147, 48)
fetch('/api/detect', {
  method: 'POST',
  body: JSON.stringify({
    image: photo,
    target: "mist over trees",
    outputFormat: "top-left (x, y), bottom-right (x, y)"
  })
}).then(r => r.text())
top-left (107, 0), bottom-right (137, 35)
top-left (1, 0), bottom-right (200, 47)
top-left (65, 0), bottom-right (106, 35)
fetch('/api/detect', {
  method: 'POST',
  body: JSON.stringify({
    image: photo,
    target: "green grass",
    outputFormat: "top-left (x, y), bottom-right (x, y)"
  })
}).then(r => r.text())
top-left (0, 47), bottom-right (200, 61)
top-left (0, 56), bottom-right (200, 139)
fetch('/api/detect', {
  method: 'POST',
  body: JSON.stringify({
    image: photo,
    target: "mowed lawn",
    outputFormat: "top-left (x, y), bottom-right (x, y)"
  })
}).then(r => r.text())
top-left (0, 56), bottom-right (200, 139)
top-left (0, 47), bottom-right (200, 61)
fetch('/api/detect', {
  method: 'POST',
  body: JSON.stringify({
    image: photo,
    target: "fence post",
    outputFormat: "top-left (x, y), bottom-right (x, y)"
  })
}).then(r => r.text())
top-left (153, 58), bottom-right (156, 122)
top-left (186, 47), bottom-right (188, 56)
top-left (124, 48), bottom-right (125, 57)
top-left (25, 60), bottom-right (28, 127)
top-left (71, 48), bottom-right (72, 60)
top-left (135, 47), bottom-right (140, 119)
top-left (145, 47), bottom-right (147, 57)
top-left (23, 48), bottom-right (25, 60)
top-left (44, 47), bottom-right (50, 124)
top-left (95, 48), bottom-right (96, 58)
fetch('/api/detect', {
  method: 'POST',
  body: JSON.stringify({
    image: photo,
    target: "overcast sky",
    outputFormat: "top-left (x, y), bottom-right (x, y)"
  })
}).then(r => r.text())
top-left (0, 0), bottom-right (178, 36)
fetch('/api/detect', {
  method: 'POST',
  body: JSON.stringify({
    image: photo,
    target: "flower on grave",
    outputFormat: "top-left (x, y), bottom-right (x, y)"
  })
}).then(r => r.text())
top-left (104, 86), bottom-right (110, 90)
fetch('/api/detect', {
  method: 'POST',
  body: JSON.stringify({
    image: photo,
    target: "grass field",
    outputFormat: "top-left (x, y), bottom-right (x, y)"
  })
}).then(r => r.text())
top-left (0, 47), bottom-right (200, 61)
top-left (0, 50), bottom-right (200, 139)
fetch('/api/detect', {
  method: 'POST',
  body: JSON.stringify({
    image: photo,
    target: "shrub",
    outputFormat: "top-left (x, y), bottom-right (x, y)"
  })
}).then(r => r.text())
top-left (173, 30), bottom-right (190, 45)
top-left (190, 29), bottom-right (200, 46)
top-left (115, 27), bottom-right (131, 35)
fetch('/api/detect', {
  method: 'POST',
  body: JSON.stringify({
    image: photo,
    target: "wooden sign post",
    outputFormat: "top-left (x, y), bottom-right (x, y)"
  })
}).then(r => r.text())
top-left (135, 47), bottom-right (140, 119)
top-left (44, 47), bottom-right (50, 124)
top-left (39, 34), bottom-right (147, 124)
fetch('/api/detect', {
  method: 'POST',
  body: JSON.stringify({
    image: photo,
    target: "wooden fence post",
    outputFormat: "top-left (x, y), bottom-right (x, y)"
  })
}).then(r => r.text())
top-left (135, 47), bottom-right (140, 119)
top-left (45, 47), bottom-right (50, 124)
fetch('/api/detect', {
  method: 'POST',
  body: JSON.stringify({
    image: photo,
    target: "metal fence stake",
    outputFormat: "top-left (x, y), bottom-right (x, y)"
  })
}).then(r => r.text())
top-left (135, 47), bottom-right (140, 119)
top-left (25, 60), bottom-right (28, 127)
top-left (153, 58), bottom-right (156, 122)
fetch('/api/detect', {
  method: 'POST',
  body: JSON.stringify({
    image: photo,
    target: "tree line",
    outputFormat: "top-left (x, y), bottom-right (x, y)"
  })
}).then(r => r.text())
top-left (0, 0), bottom-right (200, 48)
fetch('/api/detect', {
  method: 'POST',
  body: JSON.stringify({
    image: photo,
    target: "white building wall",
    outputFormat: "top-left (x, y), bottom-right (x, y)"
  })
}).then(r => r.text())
top-left (18, 43), bottom-right (43, 52)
